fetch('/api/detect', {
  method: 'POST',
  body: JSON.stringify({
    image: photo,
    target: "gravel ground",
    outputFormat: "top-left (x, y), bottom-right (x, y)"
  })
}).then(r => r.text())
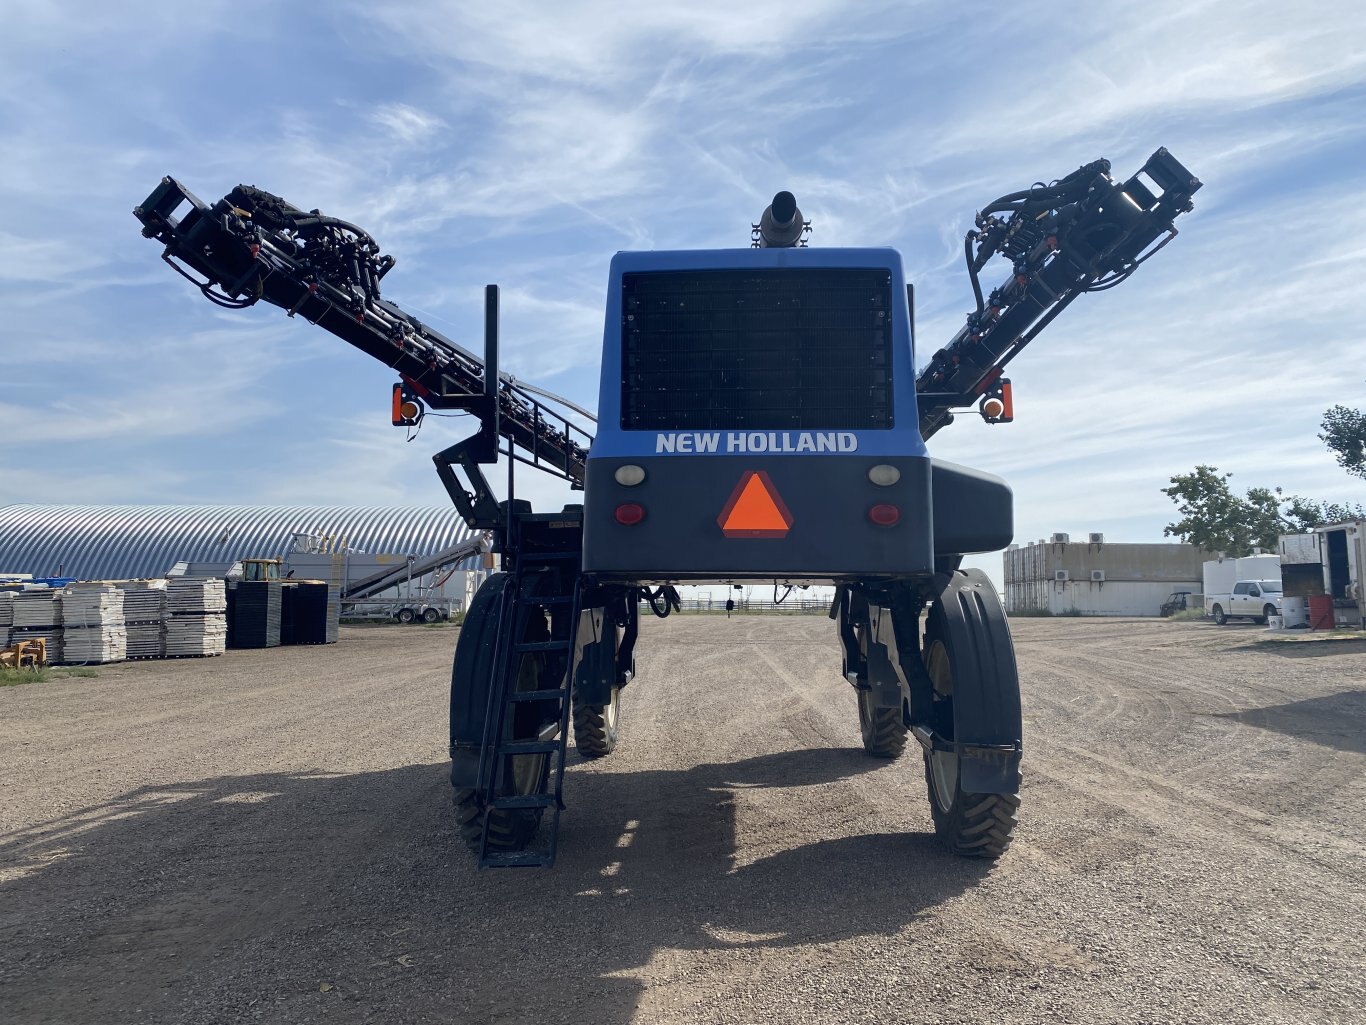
top-left (1, 617), bottom-right (1363, 1024)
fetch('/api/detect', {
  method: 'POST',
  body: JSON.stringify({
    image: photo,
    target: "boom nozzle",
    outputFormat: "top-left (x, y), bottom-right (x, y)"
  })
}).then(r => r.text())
top-left (754, 191), bottom-right (808, 248)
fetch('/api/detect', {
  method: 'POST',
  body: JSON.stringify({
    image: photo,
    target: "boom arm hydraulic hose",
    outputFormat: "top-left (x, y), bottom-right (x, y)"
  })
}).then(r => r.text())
top-left (915, 148), bottom-right (1201, 439)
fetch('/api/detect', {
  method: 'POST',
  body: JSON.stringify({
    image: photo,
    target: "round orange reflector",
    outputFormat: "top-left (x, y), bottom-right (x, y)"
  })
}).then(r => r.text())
top-left (982, 397), bottom-right (1005, 418)
top-left (614, 503), bottom-right (646, 526)
top-left (399, 400), bottom-right (421, 420)
top-left (869, 503), bottom-right (900, 526)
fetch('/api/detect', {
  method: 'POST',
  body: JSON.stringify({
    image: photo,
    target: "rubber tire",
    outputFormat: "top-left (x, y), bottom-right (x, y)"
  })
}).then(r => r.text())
top-left (572, 686), bottom-right (621, 758)
top-left (854, 622), bottom-right (908, 759)
top-left (921, 622), bottom-right (1018, 859)
top-left (1212, 604), bottom-right (1227, 626)
top-left (450, 573), bottom-right (553, 854)
top-left (397, 607), bottom-right (416, 624)
top-left (422, 607), bottom-right (441, 624)
top-left (857, 687), bottom-right (907, 759)
top-left (1260, 603), bottom-right (1276, 625)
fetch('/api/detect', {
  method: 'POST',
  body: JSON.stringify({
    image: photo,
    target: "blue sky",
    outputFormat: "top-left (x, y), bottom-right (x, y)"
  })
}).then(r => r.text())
top-left (2, 1), bottom-right (1363, 587)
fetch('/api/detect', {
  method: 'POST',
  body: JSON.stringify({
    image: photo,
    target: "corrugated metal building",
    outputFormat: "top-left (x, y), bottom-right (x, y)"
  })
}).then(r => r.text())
top-left (0, 504), bottom-right (472, 582)
top-left (1004, 533), bottom-right (1208, 616)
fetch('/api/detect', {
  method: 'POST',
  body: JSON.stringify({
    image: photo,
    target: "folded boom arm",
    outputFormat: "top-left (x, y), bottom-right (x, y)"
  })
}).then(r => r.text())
top-left (133, 179), bottom-right (591, 485)
top-left (915, 148), bottom-right (1201, 439)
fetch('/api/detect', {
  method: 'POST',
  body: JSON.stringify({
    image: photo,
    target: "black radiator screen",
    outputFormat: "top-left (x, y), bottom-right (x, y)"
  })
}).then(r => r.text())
top-left (620, 268), bottom-right (894, 430)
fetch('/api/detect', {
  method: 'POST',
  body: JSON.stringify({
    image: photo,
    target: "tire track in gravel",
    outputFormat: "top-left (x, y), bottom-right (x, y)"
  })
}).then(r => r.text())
top-left (4, 617), bottom-right (1364, 1024)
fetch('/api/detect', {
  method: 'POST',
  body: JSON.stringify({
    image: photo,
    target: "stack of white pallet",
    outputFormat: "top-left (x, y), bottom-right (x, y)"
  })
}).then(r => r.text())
top-left (164, 578), bottom-right (227, 657)
top-left (122, 580), bottom-right (168, 659)
top-left (11, 589), bottom-right (63, 663)
top-left (59, 585), bottom-right (127, 664)
top-left (0, 592), bottom-right (13, 649)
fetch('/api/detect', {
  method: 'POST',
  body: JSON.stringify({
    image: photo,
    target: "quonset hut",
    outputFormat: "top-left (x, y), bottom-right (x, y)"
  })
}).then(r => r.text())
top-left (0, 505), bottom-right (477, 603)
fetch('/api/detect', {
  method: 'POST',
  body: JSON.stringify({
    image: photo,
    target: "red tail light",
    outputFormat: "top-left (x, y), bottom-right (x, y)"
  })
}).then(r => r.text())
top-left (614, 503), bottom-right (646, 526)
top-left (868, 503), bottom-right (900, 526)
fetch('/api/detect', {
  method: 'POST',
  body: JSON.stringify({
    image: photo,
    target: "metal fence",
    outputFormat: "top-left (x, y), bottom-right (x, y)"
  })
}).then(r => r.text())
top-left (674, 596), bottom-right (830, 615)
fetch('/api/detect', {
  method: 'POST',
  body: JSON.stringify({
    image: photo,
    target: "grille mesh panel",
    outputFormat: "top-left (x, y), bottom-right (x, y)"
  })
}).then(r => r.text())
top-left (621, 269), bottom-right (894, 430)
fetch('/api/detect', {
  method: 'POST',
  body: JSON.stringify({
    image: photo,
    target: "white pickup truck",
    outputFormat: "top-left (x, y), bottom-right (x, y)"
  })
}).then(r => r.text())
top-left (1206, 579), bottom-right (1283, 625)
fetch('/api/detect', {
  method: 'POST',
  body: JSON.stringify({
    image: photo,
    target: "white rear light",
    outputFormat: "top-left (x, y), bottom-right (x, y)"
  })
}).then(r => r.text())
top-left (868, 464), bottom-right (900, 486)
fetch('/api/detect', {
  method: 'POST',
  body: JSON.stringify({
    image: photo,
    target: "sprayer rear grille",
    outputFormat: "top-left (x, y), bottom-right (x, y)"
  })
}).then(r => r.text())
top-left (620, 268), bottom-right (894, 430)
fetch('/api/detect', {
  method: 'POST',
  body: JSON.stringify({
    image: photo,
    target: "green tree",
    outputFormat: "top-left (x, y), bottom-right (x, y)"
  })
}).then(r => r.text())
top-left (1321, 405), bottom-right (1366, 480)
top-left (1162, 466), bottom-right (1365, 556)
top-left (1282, 495), bottom-right (1366, 529)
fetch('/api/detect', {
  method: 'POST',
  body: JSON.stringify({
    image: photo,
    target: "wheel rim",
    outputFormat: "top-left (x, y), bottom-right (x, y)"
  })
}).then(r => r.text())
top-left (924, 638), bottom-right (958, 811)
top-left (508, 640), bottom-right (549, 795)
top-left (603, 687), bottom-right (620, 733)
top-left (857, 687), bottom-right (873, 735)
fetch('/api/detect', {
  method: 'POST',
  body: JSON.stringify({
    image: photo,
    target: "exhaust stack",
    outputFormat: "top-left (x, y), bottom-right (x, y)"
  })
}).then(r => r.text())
top-left (753, 191), bottom-right (808, 248)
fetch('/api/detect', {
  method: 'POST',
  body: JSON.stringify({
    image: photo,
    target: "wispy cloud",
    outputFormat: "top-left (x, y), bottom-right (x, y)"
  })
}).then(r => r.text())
top-left (367, 103), bottom-right (447, 146)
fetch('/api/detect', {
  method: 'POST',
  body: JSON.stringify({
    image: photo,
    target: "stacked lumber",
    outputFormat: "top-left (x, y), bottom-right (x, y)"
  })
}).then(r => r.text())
top-left (121, 580), bottom-right (168, 659)
top-left (11, 589), bottom-right (63, 663)
top-left (325, 584), bottom-right (341, 644)
top-left (59, 585), bottom-right (127, 664)
top-left (164, 578), bottom-right (227, 657)
top-left (323, 555), bottom-right (344, 644)
top-left (12, 589), bottom-right (62, 628)
top-left (166, 578), bottom-right (227, 615)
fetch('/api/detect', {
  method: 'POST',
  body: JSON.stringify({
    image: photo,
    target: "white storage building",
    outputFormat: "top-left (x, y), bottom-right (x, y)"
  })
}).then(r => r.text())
top-left (1004, 533), bottom-right (1208, 617)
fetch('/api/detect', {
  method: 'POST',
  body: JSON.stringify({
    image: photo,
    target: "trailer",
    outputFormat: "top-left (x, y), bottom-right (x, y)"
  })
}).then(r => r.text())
top-left (134, 149), bottom-right (1200, 866)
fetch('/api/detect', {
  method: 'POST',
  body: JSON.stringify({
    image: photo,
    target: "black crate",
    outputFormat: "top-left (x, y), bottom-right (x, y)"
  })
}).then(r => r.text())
top-left (230, 581), bottom-right (281, 648)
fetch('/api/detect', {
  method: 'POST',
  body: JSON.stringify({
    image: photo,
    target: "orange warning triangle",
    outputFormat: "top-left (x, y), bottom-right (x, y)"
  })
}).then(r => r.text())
top-left (718, 471), bottom-right (793, 538)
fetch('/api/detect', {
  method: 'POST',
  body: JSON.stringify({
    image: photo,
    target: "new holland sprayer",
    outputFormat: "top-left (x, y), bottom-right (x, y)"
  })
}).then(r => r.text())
top-left (135, 148), bottom-right (1200, 866)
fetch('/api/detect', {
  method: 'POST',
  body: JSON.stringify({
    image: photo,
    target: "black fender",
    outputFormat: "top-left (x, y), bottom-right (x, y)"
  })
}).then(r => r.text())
top-left (926, 567), bottom-right (1022, 795)
top-left (931, 459), bottom-right (1013, 556)
top-left (448, 571), bottom-right (509, 789)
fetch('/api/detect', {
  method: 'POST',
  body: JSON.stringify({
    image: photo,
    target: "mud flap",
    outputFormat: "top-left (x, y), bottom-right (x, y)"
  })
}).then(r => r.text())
top-left (573, 606), bottom-right (617, 705)
top-left (864, 623), bottom-right (903, 710)
top-left (836, 590), bottom-right (901, 710)
top-left (929, 568), bottom-right (1023, 795)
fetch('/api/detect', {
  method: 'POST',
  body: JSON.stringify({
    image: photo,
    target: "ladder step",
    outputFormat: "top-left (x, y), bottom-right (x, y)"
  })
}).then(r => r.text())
top-left (498, 739), bottom-right (562, 756)
top-left (516, 640), bottom-right (570, 653)
top-left (508, 687), bottom-right (569, 703)
top-left (535, 595), bottom-right (576, 606)
top-left (490, 793), bottom-right (559, 810)
top-left (482, 849), bottom-right (554, 869)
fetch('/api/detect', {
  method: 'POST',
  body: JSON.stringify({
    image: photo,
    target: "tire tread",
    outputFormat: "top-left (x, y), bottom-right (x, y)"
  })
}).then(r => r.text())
top-left (572, 694), bottom-right (617, 759)
top-left (861, 705), bottom-right (908, 759)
